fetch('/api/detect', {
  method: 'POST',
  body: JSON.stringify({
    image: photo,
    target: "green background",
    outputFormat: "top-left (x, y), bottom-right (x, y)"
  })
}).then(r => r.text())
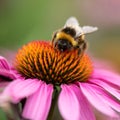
top-left (0, 0), bottom-right (120, 119)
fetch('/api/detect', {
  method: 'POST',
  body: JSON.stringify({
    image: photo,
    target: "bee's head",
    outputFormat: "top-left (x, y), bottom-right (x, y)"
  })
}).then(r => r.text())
top-left (55, 38), bottom-right (73, 52)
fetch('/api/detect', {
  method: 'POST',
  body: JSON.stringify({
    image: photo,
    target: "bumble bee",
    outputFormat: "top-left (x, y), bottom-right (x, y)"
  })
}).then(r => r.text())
top-left (52, 17), bottom-right (98, 54)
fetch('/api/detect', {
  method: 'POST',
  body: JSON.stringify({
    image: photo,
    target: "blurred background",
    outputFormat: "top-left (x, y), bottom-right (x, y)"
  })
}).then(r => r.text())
top-left (0, 0), bottom-right (120, 119)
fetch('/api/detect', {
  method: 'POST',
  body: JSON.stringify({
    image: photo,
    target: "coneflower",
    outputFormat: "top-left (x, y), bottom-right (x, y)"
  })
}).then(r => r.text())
top-left (0, 17), bottom-right (120, 120)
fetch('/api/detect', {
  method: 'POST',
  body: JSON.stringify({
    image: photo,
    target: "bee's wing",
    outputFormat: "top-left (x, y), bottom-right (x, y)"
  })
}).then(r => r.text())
top-left (64, 17), bottom-right (83, 36)
top-left (64, 17), bottom-right (98, 36)
top-left (64, 17), bottom-right (79, 27)
top-left (82, 26), bottom-right (98, 34)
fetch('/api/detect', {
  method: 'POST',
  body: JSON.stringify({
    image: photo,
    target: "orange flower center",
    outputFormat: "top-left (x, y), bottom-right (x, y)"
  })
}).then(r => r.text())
top-left (14, 41), bottom-right (93, 85)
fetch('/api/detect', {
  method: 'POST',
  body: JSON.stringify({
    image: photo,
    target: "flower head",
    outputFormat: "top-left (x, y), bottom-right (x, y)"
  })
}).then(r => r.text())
top-left (14, 41), bottom-right (92, 84)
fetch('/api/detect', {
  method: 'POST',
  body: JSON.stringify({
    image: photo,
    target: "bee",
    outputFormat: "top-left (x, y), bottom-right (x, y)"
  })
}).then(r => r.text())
top-left (52, 17), bottom-right (98, 55)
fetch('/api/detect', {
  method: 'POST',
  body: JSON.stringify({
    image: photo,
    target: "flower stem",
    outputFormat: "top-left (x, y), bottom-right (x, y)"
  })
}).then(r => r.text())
top-left (47, 85), bottom-right (61, 120)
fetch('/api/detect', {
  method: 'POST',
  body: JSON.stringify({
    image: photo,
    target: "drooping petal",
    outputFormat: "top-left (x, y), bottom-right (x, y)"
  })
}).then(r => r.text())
top-left (0, 56), bottom-right (17, 81)
top-left (89, 78), bottom-right (120, 100)
top-left (80, 82), bottom-right (119, 118)
top-left (3, 79), bottom-right (41, 103)
top-left (22, 82), bottom-right (53, 120)
top-left (0, 69), bottom-right (16, 80)
top-left (58, 84), bottom-right (95, 120)
top-left (0, 56), bottom-right (10, 70)
top-left (91, 69), bottom-right (120, 86)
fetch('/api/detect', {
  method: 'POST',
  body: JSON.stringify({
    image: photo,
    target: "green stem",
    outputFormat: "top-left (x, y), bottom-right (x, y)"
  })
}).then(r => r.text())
top-left (47, 85), bottom-right (61, 120)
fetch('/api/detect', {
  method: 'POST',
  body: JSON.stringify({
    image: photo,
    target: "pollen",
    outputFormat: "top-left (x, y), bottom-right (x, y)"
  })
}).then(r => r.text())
top-left (14, 41), bottom-right (93, 85)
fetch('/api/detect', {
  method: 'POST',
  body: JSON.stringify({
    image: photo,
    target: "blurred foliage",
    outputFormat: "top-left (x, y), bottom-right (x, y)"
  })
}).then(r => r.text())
top-left (0, 109), bottom-right (7, 120)
top-left (0, 0), bottom-right (79, 49)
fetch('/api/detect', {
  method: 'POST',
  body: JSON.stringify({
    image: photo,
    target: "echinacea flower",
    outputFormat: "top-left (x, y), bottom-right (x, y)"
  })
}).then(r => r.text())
top-left (0, 17), bottom-right (120, 120)
top-left (0, 40), bottom-right (120, 120)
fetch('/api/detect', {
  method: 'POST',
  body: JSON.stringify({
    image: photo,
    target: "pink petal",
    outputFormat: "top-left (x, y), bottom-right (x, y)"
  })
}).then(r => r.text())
top-left (58, 84), bottom-right (95, 120)
top-left (91, 69), bottom-right (120, 86)
top-left (22, 82), bottom-right (53, 120)
top-left (80, 83), bottom-right (119, 118)
top-left (0, 56), bottom-right (10, 70)
top-left (86, 83), bottom-right (120, 112)
top-left (89, 79), bottom-right (120, 100)
top-left (3, 79), bottom-right (41, 103)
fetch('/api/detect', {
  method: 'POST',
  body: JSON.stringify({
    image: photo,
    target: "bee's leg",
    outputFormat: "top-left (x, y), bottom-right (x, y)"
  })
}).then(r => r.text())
top-left (77, 41), bottom-right (87, 55)
top-left (51, 31), bottom-right (57, 45)
top-left (77, 47), bottom-right (82, 55)
top-left (82, 41), bottom-right (87, 50)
